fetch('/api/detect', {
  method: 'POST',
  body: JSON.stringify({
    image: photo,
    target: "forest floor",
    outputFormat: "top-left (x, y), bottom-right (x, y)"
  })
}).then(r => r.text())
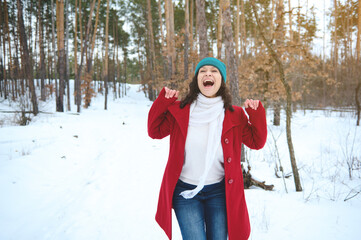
top-left (0, 83), bottom-right (360, 240)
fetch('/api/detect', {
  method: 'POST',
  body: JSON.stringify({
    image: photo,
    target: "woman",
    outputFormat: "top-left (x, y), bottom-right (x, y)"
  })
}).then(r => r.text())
top-left (148, 57), bottom-right (267, 240)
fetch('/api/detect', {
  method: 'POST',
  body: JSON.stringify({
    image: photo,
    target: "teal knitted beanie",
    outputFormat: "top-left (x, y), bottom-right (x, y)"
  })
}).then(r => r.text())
top-left (195, 57), bottom-right (227, 82)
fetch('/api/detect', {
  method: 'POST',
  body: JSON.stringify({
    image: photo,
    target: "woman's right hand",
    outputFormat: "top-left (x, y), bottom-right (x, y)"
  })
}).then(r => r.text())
top-left (164, 87), bottom-right (179, 99)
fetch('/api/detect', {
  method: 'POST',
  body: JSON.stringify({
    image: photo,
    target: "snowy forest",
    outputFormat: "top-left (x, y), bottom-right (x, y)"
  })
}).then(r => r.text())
top-left (0, 0), bottom-right (361, 239)
top-left (0, 0), bottom-right (360, 119)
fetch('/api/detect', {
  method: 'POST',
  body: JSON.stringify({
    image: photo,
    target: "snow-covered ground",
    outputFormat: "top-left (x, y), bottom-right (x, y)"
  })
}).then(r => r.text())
top-left (0, 83), bottom-right (360, 240)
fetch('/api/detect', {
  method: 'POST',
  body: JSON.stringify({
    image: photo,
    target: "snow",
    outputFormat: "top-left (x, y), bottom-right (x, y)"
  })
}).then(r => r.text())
top-left (1, 83), bottom-right (360, 240)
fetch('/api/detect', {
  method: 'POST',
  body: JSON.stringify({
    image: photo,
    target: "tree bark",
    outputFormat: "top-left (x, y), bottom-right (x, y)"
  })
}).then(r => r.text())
top-left (83, 0), bottom-right (101, 108)
top-left (74, 0), bottom-right (79, 107)
top-left (104, 0), bottom-right (109, 110)
top-left (147, 0), bottom-right (156, 100)
top-left (1, 0), bottom-right (9, 100)
top-left (122, 47), bottom-right (127, 96)
top-left (75, 0), bottom-right (97, 111)
top-left (65, 0), bottom-right (70, 111)
top-left (273, 103), bottom-right (280, 126)
top-left (288, 0), bottom-right (293, 42)
top-left (221, 0), bottom-right (247, 165)
top-left (56, 0), bottom-right (65, 112)
top-left (221, 0), bottom-right (241, 106)
top-left (235, 0), bottom-right (240, 57)
top-left (157, 1), bottom-right (167, 82)
top-left (217, 6), bottom-right (222, 58)
top-left (38, 0), bottom-right (46, 101)
top-left (114, 18), bottom-right (118, 99)
top-left (273, 0), bottom-right (284, 126)
top-left (51, 0), bottom-right (57, 98)
top-left (165, 0), bottom-right (172, 80)
top-left (251, 0), bottom-right (302, 192)
top-left (240, 0), bottom-right (247, 57)
top-left (356, 0), bottom-right (361, 126)
top-left (184, 0), bottom-right (190, 81)
top-left (0, 16), bottom-right (3, 99)
top-left (196, 0), bottom-right (208, 59)
top-left (17, 0), bottom-right (38, 115)
top-left (190, 0), bottom-right (195, 72)
top-left (169, 1), bottom-right (176, 75)
top-left (157, 0), bottom-right (165, 47)
top-left (333, 0), bottom-right (338, 83)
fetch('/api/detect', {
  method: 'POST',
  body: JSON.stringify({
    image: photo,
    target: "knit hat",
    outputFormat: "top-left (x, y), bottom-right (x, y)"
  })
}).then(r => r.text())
top-left (195, 57), bottom-right (227, 82)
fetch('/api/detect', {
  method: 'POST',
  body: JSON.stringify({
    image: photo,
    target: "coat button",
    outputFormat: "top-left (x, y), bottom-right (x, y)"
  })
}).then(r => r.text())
top-left (224, 138), bottom-right (229, 144)
top-left (227, 157), bottom-right (232, 163)
top-left (228, 179), bottom-right (234, 184)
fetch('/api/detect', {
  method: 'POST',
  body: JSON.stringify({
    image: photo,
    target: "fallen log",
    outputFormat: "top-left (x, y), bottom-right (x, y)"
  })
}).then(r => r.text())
top-left (243, 165), bottom-right (274, 191)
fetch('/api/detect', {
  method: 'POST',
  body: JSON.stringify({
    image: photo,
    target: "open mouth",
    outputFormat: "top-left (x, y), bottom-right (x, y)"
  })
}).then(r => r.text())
top-left (203, 80), bottom-right (214, 87)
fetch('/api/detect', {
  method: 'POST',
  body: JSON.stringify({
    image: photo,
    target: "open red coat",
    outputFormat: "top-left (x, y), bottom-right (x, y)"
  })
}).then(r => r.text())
top-left (148, 88), bottom-right (267, 240)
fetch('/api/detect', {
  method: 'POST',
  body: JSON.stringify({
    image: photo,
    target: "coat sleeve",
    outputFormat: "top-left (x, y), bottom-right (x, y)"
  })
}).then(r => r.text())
top-left (147, 87), bottom-right (177, 139)
top-left (241, 102), bottom-right (267, 150)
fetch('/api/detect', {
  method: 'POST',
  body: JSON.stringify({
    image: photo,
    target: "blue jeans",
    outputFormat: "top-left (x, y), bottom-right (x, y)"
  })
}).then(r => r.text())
top-left (172, 179), bottom-right (228, 240)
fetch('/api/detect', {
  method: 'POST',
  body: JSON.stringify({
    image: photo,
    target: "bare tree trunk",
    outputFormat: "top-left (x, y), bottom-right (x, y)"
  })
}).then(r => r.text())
top-left (271, 0), bottom-right (275, 41)
top-left (51, 0), bottom-right (57, 99)
top-left (273, 0), bottom-right (284, 126)
top-left (157, 0), bottom-right (168, 82)
top-left (288, 0), bottom-right (293, 42)
top-left (158, 0), bottom-right (165, 46)
top-left (235, 0), bottom-right (240, 58)
top-left (114, 18), bottom-right (118, 99)
top-left (196, 0), bottom-right (208, 59)
top-left (273, 103), bottom-right (280, 126)
top-left (190, 0), bottom-right (195, 72)
top-left (38, 0), bottom-right (46, 101)
top-left (165, 0), bottom-right (172, 80)
top-left (217, 6), bottom-right (222, 58)
top-left (252, 0), bottom-right (302, 192)
top-left (2, 0), bottom-right (10, 100)
top-left (76, 0), bottom-right (97, 111)
top-left (65, 0), bottom-right (70, 111)
top-left (240, 0), bottom-right (247, 57)
top-left (221, 0), bottom-right (245, 163)
top-left (184, 0), bottom-right (190, 81)
top-left (221, 0), bottom-right (241, 106)
top-left (147, 0), bottom-right (156, 100)
top-left (333, 0), bottom-right (338, 84)
top-left (74, 0), bottom-right (79, 107)
top-left (104, 0), bottom-right (109, 110)
top-left (322, 0), bottom-right (326, 106)
top-left (17, 0), bottom-right (38, 115)
top-left (123, 48), bottom-right (127, 96)
top-left (356, 0), bottom-right (361, 126)
top-left (83, 0), bottom-right (101, 108)
top-left (56, 0), bottom-right (65, 112)
top-left (169, 1), bottom-right (176, 75)
top-left (0, 7), bottom-right (3, 99)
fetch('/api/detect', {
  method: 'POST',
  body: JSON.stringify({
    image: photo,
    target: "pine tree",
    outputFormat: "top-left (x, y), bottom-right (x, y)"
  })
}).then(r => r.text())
top-left (17, 0), bottom-right (38, 115)
top-left (196, 0), bottom-right (208, 59)
top-left (56, 0), bottom-right (65, 112)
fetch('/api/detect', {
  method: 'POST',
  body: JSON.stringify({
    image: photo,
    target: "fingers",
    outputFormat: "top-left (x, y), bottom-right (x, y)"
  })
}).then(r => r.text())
top-left (244, 99), bottom-right (260, 110)
top-left (164, 87), bottom-right (179, 99)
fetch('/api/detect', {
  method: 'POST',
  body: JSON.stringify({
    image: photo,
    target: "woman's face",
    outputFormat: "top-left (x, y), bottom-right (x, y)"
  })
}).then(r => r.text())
top-left (197, 65), bottom-right (222, 98)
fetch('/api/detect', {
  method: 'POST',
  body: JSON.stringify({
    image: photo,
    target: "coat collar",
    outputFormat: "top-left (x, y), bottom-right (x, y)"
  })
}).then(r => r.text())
top-left (168, 102), bottom-right (242, 137)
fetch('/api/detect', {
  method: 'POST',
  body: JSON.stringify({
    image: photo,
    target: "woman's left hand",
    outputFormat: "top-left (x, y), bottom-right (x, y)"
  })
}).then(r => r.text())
top-left (244, 99), bottom-right (260, 110)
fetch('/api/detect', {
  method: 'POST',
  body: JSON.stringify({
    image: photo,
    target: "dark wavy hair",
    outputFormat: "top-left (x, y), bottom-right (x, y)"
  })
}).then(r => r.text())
top-left (180, 74), bottom-right (234, 112)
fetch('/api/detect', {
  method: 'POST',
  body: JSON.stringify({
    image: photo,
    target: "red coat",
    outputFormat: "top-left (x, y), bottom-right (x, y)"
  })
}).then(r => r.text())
top-left (148, 88), bottom-right (267, 240)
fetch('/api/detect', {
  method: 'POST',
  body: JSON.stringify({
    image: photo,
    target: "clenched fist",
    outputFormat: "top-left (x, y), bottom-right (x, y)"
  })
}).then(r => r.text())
top-left (244, 99), bottom-right (260, 110)
top-left (164, 87), bottom-right (179, 99)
